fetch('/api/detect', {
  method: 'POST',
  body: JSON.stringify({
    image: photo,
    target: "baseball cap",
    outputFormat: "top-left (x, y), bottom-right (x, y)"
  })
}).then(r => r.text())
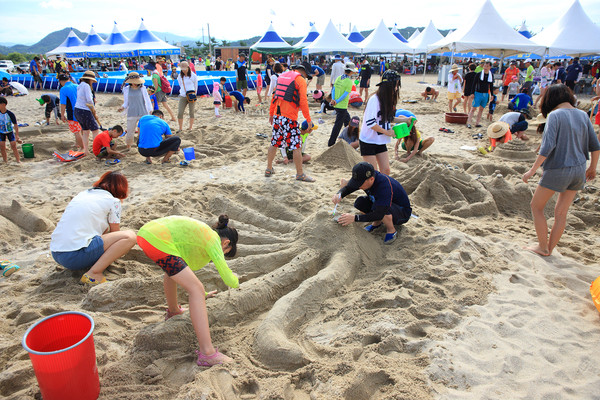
top-left (525, 58), bottom-right (532, 63)
top-left (346, 162), bottom-right (375, 190)
top-left (291, 61), bottom-right (313, 79)
top-left (349, 116), bottom-right (360, 127)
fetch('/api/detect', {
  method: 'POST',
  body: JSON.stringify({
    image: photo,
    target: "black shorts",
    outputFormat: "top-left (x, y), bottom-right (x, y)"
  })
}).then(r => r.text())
top-left (74, 108), bottom-right (99, 131)
top-left (0, 132), bottom-right (16, 142)
top-left (360, 78), bottom-right (370, 88)
top-left (359, 140), bottom-right (388, 156)
top-left (502, 85), bottom-right (509, 95)
top-left (138, 136), bottom-right (181, 157)
top-left (354, 196), bottom-right (412, 225)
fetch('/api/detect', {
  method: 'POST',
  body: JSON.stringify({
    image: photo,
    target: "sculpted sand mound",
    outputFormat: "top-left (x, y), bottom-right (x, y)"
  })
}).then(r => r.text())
top-left (314, 140), bottom-right (363, 170)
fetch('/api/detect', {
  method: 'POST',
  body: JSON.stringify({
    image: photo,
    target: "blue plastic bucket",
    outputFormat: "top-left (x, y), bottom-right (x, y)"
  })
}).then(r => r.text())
top-left (182, 147), bottom-right (195, 161)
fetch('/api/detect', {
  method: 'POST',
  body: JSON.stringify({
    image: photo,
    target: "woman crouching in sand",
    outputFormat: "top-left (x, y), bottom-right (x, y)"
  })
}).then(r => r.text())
top-left (523, 84), bottom-right (600, 256)
top-left (137, 214), bottom-right (239, 366)
top-left (50, 171), bottom-right (137, 284)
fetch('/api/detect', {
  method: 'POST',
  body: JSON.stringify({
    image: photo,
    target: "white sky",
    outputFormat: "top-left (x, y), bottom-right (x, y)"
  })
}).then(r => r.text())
top-left (2, 0), bottom-right (600, 45)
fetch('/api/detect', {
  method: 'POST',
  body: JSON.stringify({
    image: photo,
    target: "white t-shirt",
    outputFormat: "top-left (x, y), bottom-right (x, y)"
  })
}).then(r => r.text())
top-left (75, 82), bottom-right (94, 111)
top-left (447, 73), bottom-right (462, 93)
top-left (360, 94), bottom-right (391, 145)
top-left (331, 61), bottom-right (344, 86)
top-left (50, 188), bottom-right (122, 252)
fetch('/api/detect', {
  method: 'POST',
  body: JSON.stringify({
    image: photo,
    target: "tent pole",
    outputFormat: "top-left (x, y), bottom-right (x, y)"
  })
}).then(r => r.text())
top-left (423, 53), bottom-right (427, 79)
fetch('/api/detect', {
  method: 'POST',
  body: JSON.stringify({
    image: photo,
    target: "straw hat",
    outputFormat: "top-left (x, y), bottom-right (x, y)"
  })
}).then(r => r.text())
top-left (487, 121), bottom-right (510, 139)
top-left (450, 64), bottom-right (460, 72)
top-left (529, 113), bottom-right (547, 126)
top-left (124, 72), bottom-right (144, 85)
top-left (81, 70), bottom-right (97, 82)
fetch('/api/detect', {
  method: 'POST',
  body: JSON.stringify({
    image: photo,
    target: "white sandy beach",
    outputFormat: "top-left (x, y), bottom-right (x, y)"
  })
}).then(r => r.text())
top-left (1, 74), bottom-right (599, 399)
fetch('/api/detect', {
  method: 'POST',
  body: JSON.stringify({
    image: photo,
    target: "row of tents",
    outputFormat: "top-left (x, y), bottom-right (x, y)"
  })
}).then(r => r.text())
top-left (47, 20), bottom-right (180, 58)
top-left (48, 0), bottom-right (599, 60)
top-left (251, 0), bottom-right (599, 58)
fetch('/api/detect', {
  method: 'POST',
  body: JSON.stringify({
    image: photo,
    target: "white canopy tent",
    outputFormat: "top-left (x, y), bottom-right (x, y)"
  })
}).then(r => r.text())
top-left (305, 20), bottom-right (361, 54)
top-left (531, 0), bottom-right (600, 57)
top-left (409, 20), bottom-right (445, 76)
top-left (408, 29), bottom-right (421, 42)
top-left (359, 20), bottom-right (412, 54)
top-left (428, 0), bottom-right (546, 57)
top-left (409, 20), bottom-right (444, 54)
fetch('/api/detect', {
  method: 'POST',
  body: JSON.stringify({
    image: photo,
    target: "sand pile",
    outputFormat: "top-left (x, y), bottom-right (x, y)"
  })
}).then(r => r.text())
top-left (1, 74), bottom-right (599, 400)
top-left (314, 140), bottom-right (363, 170)
top-left (493, 139), bottom-right (538, 162)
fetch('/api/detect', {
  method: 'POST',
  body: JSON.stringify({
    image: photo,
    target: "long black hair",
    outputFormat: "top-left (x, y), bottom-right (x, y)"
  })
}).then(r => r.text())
top-left (375, 81), bottom-right (399, 123)
top-left (213, 214), bottom-right (238, 258)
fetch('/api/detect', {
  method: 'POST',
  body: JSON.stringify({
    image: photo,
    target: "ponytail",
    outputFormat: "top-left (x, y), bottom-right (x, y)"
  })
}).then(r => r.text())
top-left (213, 214), bottom-right (238, 257)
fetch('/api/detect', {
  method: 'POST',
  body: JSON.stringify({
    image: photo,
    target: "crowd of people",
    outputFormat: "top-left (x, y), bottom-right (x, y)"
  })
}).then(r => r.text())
top-left (3, 49), bottom-right (599, 372)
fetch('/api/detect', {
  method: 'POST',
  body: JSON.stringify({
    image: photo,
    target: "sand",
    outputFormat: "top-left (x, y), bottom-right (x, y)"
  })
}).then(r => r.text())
top-left (1, 74), bottom-right (599, 400)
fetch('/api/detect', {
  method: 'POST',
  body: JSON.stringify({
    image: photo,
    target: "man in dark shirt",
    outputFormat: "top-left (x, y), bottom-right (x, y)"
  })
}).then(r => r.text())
top-left (565, 57), bottom-right (582, 91)
top-left (235, 54), bottom-right (248, 97)
top-left (552, 62), bottom-right (567, 85)
top-left (359, 59), bottom-right (372, 101)
top-left (332, 162), bottom-right (412, 245)
top-left (466, 61), bottom-right (493, 128)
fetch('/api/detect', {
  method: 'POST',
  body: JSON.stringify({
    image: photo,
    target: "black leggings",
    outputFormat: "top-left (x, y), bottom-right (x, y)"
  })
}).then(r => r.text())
top-left (328, 108), bottom-right (350, 146)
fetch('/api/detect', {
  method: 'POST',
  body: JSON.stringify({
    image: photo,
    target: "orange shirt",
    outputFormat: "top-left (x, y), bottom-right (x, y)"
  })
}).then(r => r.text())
top-left (491, 130), bottom-right (512, 148)
top-left (503, 67), bottom-right (519, 86)
top-left (269, 74), bottom-right (311, 124)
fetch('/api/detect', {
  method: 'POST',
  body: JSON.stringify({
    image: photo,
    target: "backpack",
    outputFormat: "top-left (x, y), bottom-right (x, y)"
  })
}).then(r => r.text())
top-left (159, 74), bottom-right (171, 94)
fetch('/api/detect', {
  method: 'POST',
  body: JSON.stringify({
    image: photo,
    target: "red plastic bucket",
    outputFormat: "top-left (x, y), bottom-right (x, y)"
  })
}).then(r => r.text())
top-left (22, 311), bottom-right (100, 400)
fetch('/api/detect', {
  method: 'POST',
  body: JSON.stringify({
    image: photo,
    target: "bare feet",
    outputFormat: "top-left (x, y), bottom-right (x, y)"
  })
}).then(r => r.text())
top-left (525, 244), bottom-right (550, 256)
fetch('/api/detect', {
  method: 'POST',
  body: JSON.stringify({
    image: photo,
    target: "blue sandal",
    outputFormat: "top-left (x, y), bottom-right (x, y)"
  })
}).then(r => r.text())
top-left (384, 231), bottom-right (397, 245)
top-left (364, 224), bottom-right (383, 233)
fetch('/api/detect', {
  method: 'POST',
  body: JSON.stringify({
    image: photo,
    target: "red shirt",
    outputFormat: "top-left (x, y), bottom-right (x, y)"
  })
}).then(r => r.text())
top-left (503, 67), bottom-right (519, 86)
top-left (92, 131), bottom-right (112, 156)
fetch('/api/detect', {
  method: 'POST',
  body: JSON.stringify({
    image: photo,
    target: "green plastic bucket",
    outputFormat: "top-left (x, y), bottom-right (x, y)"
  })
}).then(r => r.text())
top-left (22, 143), bottom-right (35, 158)
top-left (392, 118), bottom-right (416, 139)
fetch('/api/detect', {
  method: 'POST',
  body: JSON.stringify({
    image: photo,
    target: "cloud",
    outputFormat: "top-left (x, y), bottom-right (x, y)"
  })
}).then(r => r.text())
top-left (40, 0), bottom-right (73, 9)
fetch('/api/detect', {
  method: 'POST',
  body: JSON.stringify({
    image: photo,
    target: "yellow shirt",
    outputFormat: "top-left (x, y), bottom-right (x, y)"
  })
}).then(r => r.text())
top-left (137, 216), bottom-right (238, 288)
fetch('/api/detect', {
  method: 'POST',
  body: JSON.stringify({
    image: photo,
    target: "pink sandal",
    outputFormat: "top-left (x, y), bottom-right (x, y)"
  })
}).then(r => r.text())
top-left (164, 305), bottom-right (185, 321)
top-left (195, 348), bottom-right (231, 367)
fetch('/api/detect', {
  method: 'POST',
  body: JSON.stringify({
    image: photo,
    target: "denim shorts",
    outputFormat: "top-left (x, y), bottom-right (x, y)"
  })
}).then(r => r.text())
top-left (472, 92), bottom-right (489, 108)
top-left (539, 164), bottom-right (586, 192)
top-left (52, 235), bottom-right (104, 270)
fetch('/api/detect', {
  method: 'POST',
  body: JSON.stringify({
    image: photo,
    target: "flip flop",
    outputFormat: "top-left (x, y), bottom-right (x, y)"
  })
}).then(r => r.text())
top-left (105, 159), bottom-right (120, 165)
top-left (296, 173), bottom-right (315, 182)
top-left (180, 161), bottom-right (189, 166)
top-left (1, 261), bottom-right (20, 277)
top-left (80, 273), bottom-right (107, 285)
top-left (265, 168), bottom-right (275, 177)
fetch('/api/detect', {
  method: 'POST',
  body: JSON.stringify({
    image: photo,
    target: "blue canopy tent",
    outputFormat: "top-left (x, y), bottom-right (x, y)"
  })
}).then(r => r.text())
top-left (46, 29), bottom-right (85, 57)
top-left (391, 24), bottom-right (408, 43)
top-left (517, 21), bottom-right (533, 39)
top-left (87, 22), bottom-right (131, 58)
top-left (347, 26), bottom-right (365, 43)
top-left (112, 20), bottom-right (180, 56)
top-left (295, 24), bottom-right (320, 55)
top-left (250, 22), bottom-right (296, 55)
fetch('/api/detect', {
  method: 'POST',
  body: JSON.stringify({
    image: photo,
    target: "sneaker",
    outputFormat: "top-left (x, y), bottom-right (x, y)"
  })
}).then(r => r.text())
top-left (383, 231), bottom-right (397, 245)
top-left (364, 224), bottom-right (383, 233)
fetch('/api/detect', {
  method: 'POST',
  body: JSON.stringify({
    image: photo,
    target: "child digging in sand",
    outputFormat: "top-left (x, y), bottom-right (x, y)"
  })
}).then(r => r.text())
top-left (136, 215), bottom-right (239, 366)
top-left (394, 121), bottom-right (434, 162)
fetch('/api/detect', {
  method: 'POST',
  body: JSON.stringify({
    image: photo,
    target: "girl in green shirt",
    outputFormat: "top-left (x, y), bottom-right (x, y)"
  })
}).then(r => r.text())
top-left (137, 214), bottom-right (239, 366)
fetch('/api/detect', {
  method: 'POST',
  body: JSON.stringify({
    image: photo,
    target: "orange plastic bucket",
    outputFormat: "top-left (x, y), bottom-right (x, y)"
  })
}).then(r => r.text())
top-left (590, 276), bottom-right (600, 313)
top-left (22, 311), bottom-right (100, 400)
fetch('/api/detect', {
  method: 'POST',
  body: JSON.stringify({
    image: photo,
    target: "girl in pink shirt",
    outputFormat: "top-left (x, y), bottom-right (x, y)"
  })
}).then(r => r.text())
top-left (255, 68), bottom-right (263, 104)
top-left (212, 82), bottom-right (223, 117)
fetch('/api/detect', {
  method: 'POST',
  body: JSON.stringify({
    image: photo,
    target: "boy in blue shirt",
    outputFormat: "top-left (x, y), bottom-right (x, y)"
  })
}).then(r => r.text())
top-left (509, 88), bottom-right (533, 115)
top-left (0, 97), bottom-right (21, 163)
top-left (487, 87), bottom-right (499, 121)
top-left (137, 110), bottom-right (180, 164)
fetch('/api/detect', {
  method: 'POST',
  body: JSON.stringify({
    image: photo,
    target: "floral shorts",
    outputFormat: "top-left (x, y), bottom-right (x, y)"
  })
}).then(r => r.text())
top-left (271, 115), bottom-right (301, 150)
top-left (68, 120), bottom-right (82, 133)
